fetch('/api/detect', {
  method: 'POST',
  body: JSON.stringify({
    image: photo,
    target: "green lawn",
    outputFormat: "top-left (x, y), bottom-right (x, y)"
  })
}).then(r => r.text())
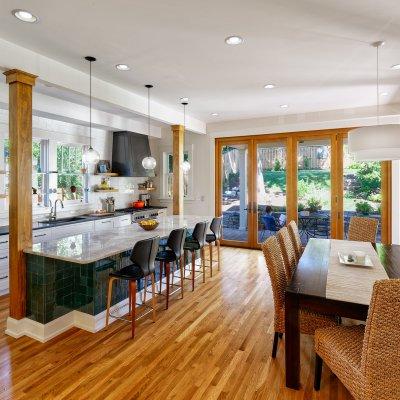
top-left (264, 169), bottom-right (330, 191)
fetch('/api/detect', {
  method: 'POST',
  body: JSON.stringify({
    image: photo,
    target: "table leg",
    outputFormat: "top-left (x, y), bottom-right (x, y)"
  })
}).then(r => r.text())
top-left (285, 291), bottom-right (300, 389)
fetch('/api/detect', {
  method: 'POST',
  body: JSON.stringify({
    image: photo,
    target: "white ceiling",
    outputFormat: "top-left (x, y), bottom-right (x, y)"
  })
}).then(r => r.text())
top-left (1, 0), bottom-right (400, 123)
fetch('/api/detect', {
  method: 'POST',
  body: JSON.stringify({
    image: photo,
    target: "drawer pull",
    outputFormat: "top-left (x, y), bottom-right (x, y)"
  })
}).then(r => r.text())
top-left (0, 275), bottom-right (8, 280)
top-left (0, 256), bottom-right (8, 260)
top-left (34, 233), bottom-right (47, 238)
top-left (101, 221), bottom-right (111, 224)
top-left (0, 240), bottom-right (8, 245)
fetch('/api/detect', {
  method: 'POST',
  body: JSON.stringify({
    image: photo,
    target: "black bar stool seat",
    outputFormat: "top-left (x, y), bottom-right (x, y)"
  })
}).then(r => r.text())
top-left (154, 228), bottom-right (186, 309)
top-left (155, 249), bottom-right (177, 263)
top-left (183, 221), bottom-right (208, 291)
top-left (105, 236), bottom-right (159, 339)
top-left (205, 233), bottom-right (217, 243)
top-left (109, 263), bottom-right (144, 280)
top-left (205, 217), bottom-right (222, 277)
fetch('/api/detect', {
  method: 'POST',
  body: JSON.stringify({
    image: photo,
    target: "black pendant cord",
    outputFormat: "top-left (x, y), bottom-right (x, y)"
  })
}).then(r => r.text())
top-left (85, 56), bottom-right (96, 150)
top-left (89, 59), bottom-right (92, 148)
top-left (145, 84), bottom-right (153, 138)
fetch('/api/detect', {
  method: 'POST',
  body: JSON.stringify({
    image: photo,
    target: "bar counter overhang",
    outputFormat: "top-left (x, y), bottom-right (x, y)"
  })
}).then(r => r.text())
top-left (6, 215), bottom-right (212, 342)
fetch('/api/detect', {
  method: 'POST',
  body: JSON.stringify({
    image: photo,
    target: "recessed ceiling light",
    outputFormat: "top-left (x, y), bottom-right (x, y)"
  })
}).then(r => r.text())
top-left (211, 113), bottom-right (219, 116)
top-left (280, 104), bottom-right (288, 109)
top-left (381, 92), bottom-right (389, 96)
top-left (115, 64), bottom-right (130, 71)
top-left (12, 9), bottom-right (38, 23)
top-left (225, 36), bottom-right (243, 45)
top-left (391, 64), bottom-right (400, 70)
top-left (264, 84), bottom-right (275, 89)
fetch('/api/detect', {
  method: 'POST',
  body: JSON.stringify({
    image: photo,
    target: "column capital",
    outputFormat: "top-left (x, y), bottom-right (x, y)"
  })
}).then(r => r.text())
top-left (171, 124), bottom-right (184, 134)
top-left (3, 69), bottom-right (37, 86)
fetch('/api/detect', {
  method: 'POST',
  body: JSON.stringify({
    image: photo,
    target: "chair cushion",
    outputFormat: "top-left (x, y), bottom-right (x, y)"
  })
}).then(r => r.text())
top-left (184, 237), bottom-right (200, 251)
top-left (315, 325), bottom-right (365, 399)
top-left (109, 263), bottom-right (144, 280)
top-left (206, 233), bottom-right (216, 243)
top-left (156, 249), bottom-right (177, 262)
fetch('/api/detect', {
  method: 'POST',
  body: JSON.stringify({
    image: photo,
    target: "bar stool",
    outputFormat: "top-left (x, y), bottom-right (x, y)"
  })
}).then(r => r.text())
top-left (183, 221), bottom-right (208, 291)
top-left (205, 216), bottom-right (222, 277)
top-left (155, 228), bottom-right (187, 309)
top-left (105, 236), bottom-right (160, 339)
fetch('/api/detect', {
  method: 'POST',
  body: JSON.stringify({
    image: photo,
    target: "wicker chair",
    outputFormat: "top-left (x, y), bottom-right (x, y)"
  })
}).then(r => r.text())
top-left (277, 227), bottom-right (297, 280)
top-left (261, 236), bottom-right (337, 358)
top-left (288, 220), bottom-right (302, 261)
top-left (314, 279), bottom-right (400, 399)
top-left (348, 217), bottom-right (378, 243)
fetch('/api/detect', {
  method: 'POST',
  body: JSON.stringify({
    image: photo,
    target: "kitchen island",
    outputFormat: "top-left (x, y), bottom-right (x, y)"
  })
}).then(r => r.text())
top-left (6, 215), bottom-right (212, 342)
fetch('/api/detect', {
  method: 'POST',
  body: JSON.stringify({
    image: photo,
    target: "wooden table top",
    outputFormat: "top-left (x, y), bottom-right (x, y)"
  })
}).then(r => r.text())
top-left (286, 238), bottom-right (400, 299)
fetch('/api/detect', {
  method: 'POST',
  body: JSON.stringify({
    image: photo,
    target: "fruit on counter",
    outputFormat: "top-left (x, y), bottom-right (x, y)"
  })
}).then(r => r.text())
top-left (139, 219), bottom-right (157, 226)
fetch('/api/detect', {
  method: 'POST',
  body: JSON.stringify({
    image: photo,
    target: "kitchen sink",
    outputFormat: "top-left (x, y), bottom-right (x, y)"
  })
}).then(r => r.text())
top-left (38, 216), bottom-right (88, 225)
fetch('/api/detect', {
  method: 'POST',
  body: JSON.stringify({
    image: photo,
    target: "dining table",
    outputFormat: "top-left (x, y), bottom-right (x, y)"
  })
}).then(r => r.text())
top-left (284, 238), bottom-right (400, 389)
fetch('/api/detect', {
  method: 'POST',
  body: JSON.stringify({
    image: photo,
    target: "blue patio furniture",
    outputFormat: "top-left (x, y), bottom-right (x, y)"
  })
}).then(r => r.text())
top-left (260, 214), bottom-right (280, 241)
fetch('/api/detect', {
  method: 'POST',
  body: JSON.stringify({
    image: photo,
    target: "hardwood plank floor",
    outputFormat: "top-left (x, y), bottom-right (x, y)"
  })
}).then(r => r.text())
top-left (0, 247), bottom-right (353, 400)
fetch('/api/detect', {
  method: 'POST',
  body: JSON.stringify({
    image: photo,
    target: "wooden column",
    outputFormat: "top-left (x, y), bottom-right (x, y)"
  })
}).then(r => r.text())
top-left (171, 125), bottom-right (184, 215)
top-left (4, 69), bottom-right (37, 320)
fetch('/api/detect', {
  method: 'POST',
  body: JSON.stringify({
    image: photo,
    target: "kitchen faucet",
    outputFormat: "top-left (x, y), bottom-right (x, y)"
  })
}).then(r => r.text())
top-left (49, 199), bottom-right (64, 221)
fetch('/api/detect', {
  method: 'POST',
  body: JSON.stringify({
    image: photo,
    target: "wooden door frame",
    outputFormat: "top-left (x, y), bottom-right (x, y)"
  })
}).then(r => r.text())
top-left (215, 128), bottom-right (392, 248)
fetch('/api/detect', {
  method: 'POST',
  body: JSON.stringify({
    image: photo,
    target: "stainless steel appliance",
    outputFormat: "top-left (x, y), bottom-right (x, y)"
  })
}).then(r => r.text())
top-left (139, 193), bottom-right (151, 207)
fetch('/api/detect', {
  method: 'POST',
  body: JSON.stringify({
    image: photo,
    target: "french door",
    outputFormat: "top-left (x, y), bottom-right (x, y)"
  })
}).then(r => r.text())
top-left (215, 129), bottom-right (391, 249)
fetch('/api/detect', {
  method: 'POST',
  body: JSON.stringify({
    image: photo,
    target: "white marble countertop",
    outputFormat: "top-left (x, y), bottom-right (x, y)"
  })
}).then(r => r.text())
top-left (24, 215), bottom-right (213, 264)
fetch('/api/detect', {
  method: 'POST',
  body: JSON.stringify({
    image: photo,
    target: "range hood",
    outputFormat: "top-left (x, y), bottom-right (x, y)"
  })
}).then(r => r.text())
top-left (112, 131), bottom-right (151, 177)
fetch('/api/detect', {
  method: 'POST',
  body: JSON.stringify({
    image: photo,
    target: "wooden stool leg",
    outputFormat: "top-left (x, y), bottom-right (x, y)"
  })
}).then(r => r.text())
top-left (179, 256), bottom-right (184, 299)
top-left (201, 247), bottom-right (206, 283)
top-left (209, 242), bottom-right (213, 277)
top-left (191, 251), bottom-right (195, 291)
top-left (106, 277), bottom-right (115, 327)
top-left (159, 261), bottom-right (163, 294)
top-left (143, 276), bottom-right (148, 304)
top-left (165, 262), bottom-right (170, 310)
top-left (183, 250), bottom-right (187, 279)
top-left (130, 280), bottom-right (137, 339)
top-left (151, 273), bottom-right (156, 322)
top-left (217, 240), bottom-right (221, 271)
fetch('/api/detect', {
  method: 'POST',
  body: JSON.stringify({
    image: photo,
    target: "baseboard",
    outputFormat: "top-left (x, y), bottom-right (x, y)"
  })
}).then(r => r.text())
top-left (4, 286), bottom-right (163, 342)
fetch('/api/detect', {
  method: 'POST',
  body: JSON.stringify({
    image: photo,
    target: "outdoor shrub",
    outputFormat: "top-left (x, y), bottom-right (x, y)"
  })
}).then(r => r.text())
top-left (298, 203), bottom-right (305, 211)
top-left (368, 193), bottom-right (381, 203)
top-left (307, 197), bottom-right (322, 212)
top-left (355, 201), bottom-right (374, 215)
top-left (349, 162), bottom-right (381, 197)
top-left (274, 159), bottom-right (282, 171)
top-left (303, 156), bottom-right (310, 170)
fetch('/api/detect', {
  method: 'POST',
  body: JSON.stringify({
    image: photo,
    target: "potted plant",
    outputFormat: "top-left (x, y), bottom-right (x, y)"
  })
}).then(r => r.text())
top-left (298, 202), bottom-right (309, 216)
top-left (307, 197), bottom-right (322, 214)
top-left (355, 201), bottom-right (374, 216)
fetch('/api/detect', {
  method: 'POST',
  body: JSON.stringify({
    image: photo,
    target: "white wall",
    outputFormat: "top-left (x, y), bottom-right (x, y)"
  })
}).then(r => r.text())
top-left (150, 127), bottom-right (214, 216)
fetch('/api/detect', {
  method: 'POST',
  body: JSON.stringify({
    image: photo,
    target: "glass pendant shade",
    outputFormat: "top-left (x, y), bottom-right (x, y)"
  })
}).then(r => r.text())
top-left (142, 156), bottom-right (157, 170)
top-left (82, 146), bottom-right (100, 164)
top-left (182, 160), bottom-right (191, 173)
top-left (348, 124), bottom-right (400, 161)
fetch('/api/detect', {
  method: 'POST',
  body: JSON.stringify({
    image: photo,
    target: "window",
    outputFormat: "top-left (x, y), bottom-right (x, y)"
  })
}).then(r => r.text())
top-left (2, 139), bottom-right (45, 207)
top-left (56, 144), bottom-right (84, 201)
top-left (163, 151), bottom-right (191, 198)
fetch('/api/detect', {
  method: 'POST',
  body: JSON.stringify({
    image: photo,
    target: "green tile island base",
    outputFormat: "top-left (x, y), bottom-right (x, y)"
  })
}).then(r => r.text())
top-left (6, 251), bottom-right (176, 342)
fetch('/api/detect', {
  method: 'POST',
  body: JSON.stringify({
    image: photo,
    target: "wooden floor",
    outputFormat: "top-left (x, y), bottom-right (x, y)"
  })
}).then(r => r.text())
top-left (0, 247), bottom-right (353, 400)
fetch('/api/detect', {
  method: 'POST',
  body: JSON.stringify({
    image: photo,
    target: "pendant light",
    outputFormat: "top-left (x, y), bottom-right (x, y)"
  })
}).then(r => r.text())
top-left (348, 41), bottom-right (400, 161)
top-left (82, 56), bottom-right (100, 165)
top-left (142, 84), bottom-right (157, 170)
top-left (181, 98), bottom-right (191, 173)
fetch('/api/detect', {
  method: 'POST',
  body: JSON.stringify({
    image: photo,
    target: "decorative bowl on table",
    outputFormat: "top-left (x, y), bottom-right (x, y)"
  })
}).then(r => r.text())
top-left (138, 219), bottom-right (159, 231)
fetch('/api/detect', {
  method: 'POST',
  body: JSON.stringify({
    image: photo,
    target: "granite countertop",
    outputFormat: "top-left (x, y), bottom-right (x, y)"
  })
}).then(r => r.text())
top-left (0, 206), bottom-right (166, 236)
top-left (24, 215), bottom-right (212, 264)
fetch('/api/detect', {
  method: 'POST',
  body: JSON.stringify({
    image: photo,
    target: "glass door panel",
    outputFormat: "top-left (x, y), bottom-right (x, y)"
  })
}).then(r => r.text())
top-left (256, 141), bottom-right (287, 243)
top-left (220, 143), bottom-right (250, 244)
top-left (297, 138), bottom-right (331, 245)
top-left (343, 139), bottom-right (382, 241)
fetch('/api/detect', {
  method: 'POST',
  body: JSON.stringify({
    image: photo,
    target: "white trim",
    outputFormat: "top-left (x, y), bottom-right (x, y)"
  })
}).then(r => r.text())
top-left (4, 283), bottom-right (167, 342)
